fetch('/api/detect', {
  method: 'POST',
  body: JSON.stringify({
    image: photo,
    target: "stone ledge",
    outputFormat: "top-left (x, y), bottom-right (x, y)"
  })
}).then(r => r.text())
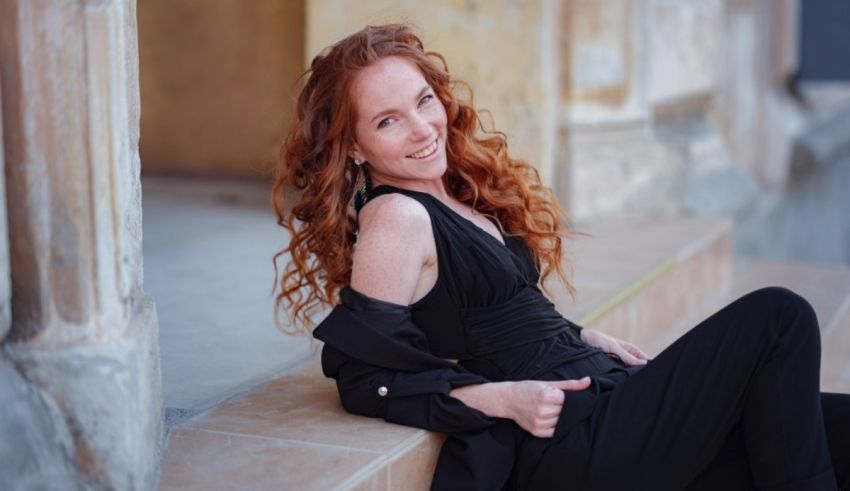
top-left (646, 258), bottom-right (850, 393)
top-left (160, 215), bottom-right (734, 490)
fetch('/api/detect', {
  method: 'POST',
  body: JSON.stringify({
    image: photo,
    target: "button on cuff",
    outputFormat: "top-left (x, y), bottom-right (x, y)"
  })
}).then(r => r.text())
top-left (377, 386), bottom-right (388, 397)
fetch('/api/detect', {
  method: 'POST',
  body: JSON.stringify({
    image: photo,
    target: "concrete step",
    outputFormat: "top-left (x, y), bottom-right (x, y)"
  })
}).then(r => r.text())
top-left (644, 259), bottom-right (850, 393)
top-left (158, 215), bottom-right (734, 490)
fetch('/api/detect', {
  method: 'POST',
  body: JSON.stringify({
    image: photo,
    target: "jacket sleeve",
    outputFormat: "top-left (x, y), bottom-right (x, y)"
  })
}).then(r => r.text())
top-left (312, 286), bottom-right (496, 433)
top-left (321, 345), bottom-right (495, 433)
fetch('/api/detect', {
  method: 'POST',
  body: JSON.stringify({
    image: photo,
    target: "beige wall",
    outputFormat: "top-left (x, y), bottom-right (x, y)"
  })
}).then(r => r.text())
top-left (306, 0), bottom-right (561, 184)
top-left (138, 0), bottom-right (304, 178)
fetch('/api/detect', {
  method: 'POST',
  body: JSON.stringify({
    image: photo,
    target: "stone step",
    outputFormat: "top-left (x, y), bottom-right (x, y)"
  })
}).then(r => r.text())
top-left (556, 215), bottom-right (733, 349)
top-left (820, 294), bottom-right (850, 393)
top-left (643, 259), bottom-right (850, 394)
top-left (158, 215), bottom-right (734, 490)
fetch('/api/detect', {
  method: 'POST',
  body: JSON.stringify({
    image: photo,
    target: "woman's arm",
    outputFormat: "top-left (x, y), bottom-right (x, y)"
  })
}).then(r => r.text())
top-left (323, 344), bottom-right (496, 433)
top-left (449, 378), bottom-right (591, 438)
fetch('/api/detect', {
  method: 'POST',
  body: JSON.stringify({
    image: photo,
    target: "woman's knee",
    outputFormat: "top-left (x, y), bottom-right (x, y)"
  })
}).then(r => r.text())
top-left (747, 286), bottom-right (819, 335)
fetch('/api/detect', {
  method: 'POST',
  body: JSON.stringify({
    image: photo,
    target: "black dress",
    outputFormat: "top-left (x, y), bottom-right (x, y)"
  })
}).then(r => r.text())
top-left (313, 184), bottom-right (849, 491)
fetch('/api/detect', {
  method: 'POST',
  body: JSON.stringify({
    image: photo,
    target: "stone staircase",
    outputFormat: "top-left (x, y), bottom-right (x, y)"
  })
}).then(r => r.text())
top-left (157, 215), bottom-right (850, 490)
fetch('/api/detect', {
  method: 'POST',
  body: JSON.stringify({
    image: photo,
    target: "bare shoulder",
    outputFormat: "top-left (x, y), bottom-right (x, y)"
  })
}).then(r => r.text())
top-left (357, 192), bottom-right (431, 233)
top-left (351, 193), bottom-right (436, 305)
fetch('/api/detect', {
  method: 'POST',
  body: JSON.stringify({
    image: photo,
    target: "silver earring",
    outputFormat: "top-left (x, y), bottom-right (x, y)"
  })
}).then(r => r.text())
top-left (353, 158), bottom-right (362, 166)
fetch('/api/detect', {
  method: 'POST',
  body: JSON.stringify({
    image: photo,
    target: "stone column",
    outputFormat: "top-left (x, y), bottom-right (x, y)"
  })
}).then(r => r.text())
top-left (559, 0), bottom-right (762, 220)
top-left (0, 0), bottom-right (163, 489)
top-left (558, 0), bottom-right (658, 219)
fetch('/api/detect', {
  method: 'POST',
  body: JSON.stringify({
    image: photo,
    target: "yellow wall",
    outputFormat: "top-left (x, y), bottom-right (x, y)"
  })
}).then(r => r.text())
top-left (138, 0), bottom-right (304, 178)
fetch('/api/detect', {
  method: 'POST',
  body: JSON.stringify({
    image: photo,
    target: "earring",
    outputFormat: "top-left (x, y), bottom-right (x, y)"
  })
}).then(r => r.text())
top-left (353, 168), bottom-right (373, 213)
top-left (353, 158), bottom-right (362, 166)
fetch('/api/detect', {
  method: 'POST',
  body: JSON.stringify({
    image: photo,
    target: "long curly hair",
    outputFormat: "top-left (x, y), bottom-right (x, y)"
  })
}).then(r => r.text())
top-left (272, 24), bottom-right (578, 335)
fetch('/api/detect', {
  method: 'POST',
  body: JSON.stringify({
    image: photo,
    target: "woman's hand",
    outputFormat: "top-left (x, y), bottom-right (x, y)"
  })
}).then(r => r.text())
top-left (449, 378), bottom-right (592, 438)
top-left (504, 378), bottom-right (591, 438)
top-left (580, 329), bottom-right (650, 366)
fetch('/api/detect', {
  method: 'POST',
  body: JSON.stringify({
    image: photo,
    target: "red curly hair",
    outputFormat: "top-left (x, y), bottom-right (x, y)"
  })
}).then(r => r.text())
top-left (272, 24), bottom-right (577, 335)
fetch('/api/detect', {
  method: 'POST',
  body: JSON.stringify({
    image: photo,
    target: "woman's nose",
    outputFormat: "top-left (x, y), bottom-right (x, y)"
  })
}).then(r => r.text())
top-left (410, 113), bottom-right (434, 140)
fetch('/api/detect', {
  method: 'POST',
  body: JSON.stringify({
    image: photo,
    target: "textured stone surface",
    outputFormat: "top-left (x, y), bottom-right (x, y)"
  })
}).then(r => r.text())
top-left (647, 0), bottom-right (722, 105)
top-left (4, 296), bottom-right (163, 490)
top-left (0, 354), bottom-right (81, 490)
top-left (0, 79), bottom-right (9, 342)
top-left (558, 0), bottom-right (806, 223)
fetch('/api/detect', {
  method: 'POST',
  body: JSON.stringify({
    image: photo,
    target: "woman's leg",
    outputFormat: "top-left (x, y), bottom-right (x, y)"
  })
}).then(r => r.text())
top-left (686, 393), bottom-right (850, 490)
top-left (531, 287), bottom-right (838, 490)
top-left (823, 392), bottom-right (850, 489)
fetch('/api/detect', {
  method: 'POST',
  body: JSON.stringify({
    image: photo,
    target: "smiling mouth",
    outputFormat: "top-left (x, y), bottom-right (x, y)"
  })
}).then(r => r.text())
top-left (407, 138), bottom-right (439, 159)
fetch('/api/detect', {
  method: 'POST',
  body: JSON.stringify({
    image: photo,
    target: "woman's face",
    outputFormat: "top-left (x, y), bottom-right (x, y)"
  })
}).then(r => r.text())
top-left (348, 56), bottom-right (449, 191)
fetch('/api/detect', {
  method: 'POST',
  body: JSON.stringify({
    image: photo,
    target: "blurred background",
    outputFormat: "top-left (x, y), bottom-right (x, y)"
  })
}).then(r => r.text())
top-left (137, 0), bottom-right (850, 423)
top-left (2, 0), bottom-right (849, 489)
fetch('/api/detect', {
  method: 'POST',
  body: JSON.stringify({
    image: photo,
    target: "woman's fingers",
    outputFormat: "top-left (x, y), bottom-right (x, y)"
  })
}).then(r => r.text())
top-left (547, 376), bottom-right (591, 392)
top-left (532, 427), bottom-right (556, 438)
top-left (621, 341), bottom-right (650, 362)
top-left (511, 379), bottom-right (594, 438)
top-left (616, 347), bottom-right (644, 366)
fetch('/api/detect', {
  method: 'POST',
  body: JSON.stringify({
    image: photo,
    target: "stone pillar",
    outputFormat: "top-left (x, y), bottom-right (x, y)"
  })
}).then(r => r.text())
top-left (558, 0), bottom-right (659, 219)
top-left (559, 0), bottom-right (761, 220)
top-left (0, 0), bottom-right (163, 489)
top-left (305, 0), bottom-right (562, 185)
top-left (0, 79), bottom-right (9, 342)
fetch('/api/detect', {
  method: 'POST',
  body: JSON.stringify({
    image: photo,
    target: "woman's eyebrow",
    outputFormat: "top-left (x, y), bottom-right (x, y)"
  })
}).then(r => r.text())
top-left (368, 86), bottom-right (431, 123)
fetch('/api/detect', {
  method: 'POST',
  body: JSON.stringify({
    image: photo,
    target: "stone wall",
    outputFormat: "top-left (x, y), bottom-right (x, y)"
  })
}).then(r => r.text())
top-left (559, 0), bottom-right (798, 220)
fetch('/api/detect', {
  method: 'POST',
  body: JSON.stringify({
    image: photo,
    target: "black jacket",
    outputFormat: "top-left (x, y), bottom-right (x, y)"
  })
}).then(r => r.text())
top-left (313, 286), bottom-right (521, 490)
top-left (313, 286), bottom-right (495, 432)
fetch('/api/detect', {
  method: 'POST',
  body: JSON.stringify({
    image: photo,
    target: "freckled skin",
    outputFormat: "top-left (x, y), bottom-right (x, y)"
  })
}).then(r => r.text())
top-left (351, 193), bottom-right (438, 305)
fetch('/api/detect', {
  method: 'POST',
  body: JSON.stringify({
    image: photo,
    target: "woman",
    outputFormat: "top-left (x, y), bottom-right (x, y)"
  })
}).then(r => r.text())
top-left (272, 24), bottom-right (849, 490)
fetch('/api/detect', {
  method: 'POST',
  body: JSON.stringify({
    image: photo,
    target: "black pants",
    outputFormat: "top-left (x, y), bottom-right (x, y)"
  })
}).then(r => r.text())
top-left (537, 287), bottom-right (850, 490)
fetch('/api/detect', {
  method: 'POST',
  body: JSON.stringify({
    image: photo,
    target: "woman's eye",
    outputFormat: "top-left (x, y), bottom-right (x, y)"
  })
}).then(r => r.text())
top-left (376, 95), bottom-right (433, 129)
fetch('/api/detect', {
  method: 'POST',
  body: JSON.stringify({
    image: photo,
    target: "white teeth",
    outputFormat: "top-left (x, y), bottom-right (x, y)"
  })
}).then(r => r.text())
top-left (408, 139), bottom-right (438, 159)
